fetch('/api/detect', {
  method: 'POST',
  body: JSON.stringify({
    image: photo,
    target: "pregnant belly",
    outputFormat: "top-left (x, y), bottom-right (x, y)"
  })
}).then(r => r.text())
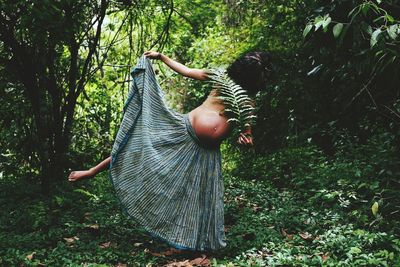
top-left (189, 110), bottom-right (232, 146)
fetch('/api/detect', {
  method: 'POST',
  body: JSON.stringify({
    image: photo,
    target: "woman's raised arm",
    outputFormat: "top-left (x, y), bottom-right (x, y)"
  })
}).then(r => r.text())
top-left (144, 51), bottom-right (209, 81)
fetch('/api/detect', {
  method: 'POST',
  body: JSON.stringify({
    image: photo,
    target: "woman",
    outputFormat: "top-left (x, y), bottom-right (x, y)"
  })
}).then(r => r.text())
top-left (68, 51), bottom-right (271, 252)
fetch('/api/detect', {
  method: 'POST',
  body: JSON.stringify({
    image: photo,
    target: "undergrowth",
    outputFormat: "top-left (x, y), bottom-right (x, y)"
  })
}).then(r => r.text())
top-left (1, 132), bottom-right (399, 266)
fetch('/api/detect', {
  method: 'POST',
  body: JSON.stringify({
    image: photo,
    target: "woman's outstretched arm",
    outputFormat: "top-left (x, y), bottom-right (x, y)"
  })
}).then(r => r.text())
top-left (68, 156), bottom-right (111, 182)
top-left (144, 51), bottom-right (209, 81)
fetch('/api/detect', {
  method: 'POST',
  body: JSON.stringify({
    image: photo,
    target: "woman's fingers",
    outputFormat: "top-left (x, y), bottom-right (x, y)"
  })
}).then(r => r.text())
top-left (249, 138), bottom-right (254, 145)
top-left (240, 133), bottom-right (250, 143)
top-left (238, 133), bottom-right (254, 146)
top-left (68, 173), bottom-right (74, 181)
top-left (238, 136), bottom-right (250, 145)
top-left (237, 136), bottom-right (244, 145)
top-left (144, 51), bottom-right (160, 59)
top-left (237, 132), bottom-right (255, 146)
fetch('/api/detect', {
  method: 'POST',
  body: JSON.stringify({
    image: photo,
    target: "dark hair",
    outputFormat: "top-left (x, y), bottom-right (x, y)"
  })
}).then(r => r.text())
top-left (227, 51), bottom-right (274, 96)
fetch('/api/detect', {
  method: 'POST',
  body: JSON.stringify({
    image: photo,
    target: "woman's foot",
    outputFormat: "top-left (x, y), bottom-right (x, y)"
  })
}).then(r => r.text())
top-left (68, 169), bottom-right (95, 182)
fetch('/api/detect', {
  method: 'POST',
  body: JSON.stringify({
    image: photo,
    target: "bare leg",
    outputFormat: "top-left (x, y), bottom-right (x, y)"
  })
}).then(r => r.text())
top-left (68, 156), bottom-right (111, 182)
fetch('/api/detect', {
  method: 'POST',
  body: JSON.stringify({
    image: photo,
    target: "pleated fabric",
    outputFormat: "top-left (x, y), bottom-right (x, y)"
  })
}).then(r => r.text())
top-left (109, 54), bottom-right (227, 251)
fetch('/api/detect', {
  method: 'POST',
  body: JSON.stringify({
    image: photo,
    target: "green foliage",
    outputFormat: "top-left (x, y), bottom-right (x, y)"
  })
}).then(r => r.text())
top-left (1, 133), bottom-right (400, 265)
top-left (1, 0), bottom-right (400, 265)
top-left (228, 225), bottom-right (399, 266)
top-left (213, 132), bottom-right (400, 266)
top-left (232, 128), bottom-right (400, 230)
top-left (301, 0), bottom-right (400, 136)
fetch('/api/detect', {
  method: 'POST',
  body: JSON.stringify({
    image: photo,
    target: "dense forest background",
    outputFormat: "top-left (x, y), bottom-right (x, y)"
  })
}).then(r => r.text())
top-left (1, 0), bottom-right (399, 266)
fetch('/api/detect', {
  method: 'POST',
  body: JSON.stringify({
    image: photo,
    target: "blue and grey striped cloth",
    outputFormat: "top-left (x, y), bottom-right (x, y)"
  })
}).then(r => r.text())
top-left (109, 54), bottom-right (227, 251)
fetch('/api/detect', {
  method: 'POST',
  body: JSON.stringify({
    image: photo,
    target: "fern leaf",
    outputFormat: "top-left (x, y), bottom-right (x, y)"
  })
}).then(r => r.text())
top-left (208, 68), bottom-right (257, 131)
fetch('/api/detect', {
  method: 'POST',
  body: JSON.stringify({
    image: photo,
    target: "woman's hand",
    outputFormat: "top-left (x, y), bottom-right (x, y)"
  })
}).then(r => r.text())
top-left (68, 168), bottom-right (96, 182)
top-left (144, 51), bottom-right (162, 59)
top-left (237, 132), bottom-right (254, 146)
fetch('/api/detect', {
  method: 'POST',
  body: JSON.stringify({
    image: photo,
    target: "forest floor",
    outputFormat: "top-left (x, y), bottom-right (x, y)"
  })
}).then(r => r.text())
top-left (1, 146), bottom-right (399, 266)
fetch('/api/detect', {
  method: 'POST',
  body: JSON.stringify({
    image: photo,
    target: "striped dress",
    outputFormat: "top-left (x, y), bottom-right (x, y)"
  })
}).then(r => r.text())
top-left (109, 54), bottom-right (227, 251)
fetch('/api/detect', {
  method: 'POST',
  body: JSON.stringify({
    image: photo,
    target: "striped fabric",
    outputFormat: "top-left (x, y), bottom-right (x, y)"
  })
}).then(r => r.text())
top-left (109, 54), bottom-right (227, 251)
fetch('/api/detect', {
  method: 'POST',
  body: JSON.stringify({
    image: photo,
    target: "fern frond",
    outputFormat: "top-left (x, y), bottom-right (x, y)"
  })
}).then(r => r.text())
top-left (208, 68), bottom-right (257, 132)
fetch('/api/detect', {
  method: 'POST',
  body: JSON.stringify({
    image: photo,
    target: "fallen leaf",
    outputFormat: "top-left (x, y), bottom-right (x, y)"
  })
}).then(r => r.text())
top-left (281, 229), bottom-right (293, 240)
top-left (63, 236), bottom-right (79, 244)
top-left (87, 223), bottom-right (99, 230)
top-left (299, 232), bottom-right (313, 240)
top-left (99, 241), bottom-right (117, 249)
top-left (26, 252), bottom-right (36, 260)
top-left (99, 241), bottom-right (111, 248)
top-left (164, 260), bottom-right (192, 267)
top-left (189, 254), bottom-right (210, 266)
top-left (84, 212), bottom-right (92, 221)
top-left (148, 251), bottom-right (163, 257)
top-left (251, 204), bottom-right (262, 212)
top-left (159, 247), bottom-right (184, 256)
top-left (322, 253), bottom-right (329, 262)
top-left (133, 242), bottom-right (143, 247)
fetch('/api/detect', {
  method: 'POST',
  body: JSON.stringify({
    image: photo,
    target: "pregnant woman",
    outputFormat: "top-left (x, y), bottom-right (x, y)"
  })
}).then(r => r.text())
top-left (68, 50), bottom-right (272, 252)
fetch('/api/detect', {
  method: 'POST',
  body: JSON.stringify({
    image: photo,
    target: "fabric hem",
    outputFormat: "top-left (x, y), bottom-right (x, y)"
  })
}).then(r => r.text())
top-left (109, 146), bottom-right (222, 252)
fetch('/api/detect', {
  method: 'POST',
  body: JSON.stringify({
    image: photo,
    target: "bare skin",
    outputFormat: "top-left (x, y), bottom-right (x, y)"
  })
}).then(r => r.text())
top-left (68, 51), bottom-right (254, 181)
top-left (188, 89), bottom-right (232, 147)
top-left (68, 156), bottom-right (111, 182)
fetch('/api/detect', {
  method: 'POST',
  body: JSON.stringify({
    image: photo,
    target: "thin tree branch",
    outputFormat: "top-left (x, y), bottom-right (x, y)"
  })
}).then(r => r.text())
top-left (148, 0), bottom-right (174, 50)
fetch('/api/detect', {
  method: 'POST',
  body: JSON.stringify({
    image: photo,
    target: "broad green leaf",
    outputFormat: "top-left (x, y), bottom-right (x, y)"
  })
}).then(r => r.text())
top-left (322, 16), bottom-right (331, 30)
top-left (385, 14), bottom-right (394, 23)
top-left (315, 20), bottom-right (324, 31)
top-left (350, 247), bottom-right (362, 254)
top-left (314, 16), bottom-right (324, 31)
top-left (333, 23), bottom-right (344, 38)
top-left (371, 201), bottom-right (379, 216)
top-left (370, 28), bottom-right (382, 47)
top-left (303, 24), bottom-right (313, 37)
top-left (366, 25), bottom-right (373, 35)
top-left (387, 25), bottom-right (398, 40)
